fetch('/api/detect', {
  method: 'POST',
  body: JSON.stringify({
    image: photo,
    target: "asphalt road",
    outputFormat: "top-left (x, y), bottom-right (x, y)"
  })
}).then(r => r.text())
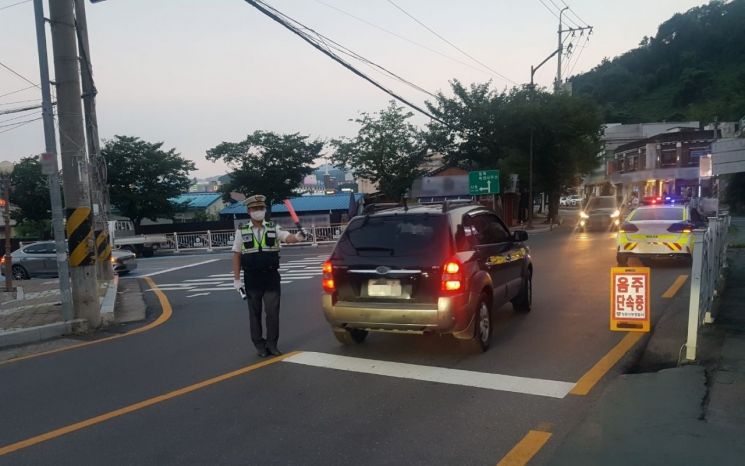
top-left (0, 230), bottom-right (693, 465)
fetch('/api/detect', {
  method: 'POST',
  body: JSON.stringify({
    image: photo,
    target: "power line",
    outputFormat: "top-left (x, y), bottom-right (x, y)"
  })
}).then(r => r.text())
top-left (0, 98), bottom-right (40, 106)
top-left (0, 59), bottom-right (40, 89)
top-left (0, 115), bottom-right (41, 129)
top-left (0, 109), bottom-right (41, 124)
top-left (537, 0), bottom-right (559, 20)
top-left (566, 33), bottom-right (590, 78)
top-left (313, 0), bottom-right (503, 80)
top-left (0, 85), bottom-right (37, 99)
top-left (558, 0), bottom-right (590, 27)
top-left (546, 0), bottom-right (580, 28)
top-left (0, 0), bottom-right (31, 12)
top-left (385, 0), bottom-right (515, 85)
top-left (0, 102), bottom-right (43, 115)
top-left (256, 0), bottom-right (436, 98)
top-left (243, 0), bottom-right (445, 123)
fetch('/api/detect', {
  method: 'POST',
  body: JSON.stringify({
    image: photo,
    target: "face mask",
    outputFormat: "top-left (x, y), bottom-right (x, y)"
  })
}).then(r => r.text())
top-left (250, 210), bottom-right (266, 222)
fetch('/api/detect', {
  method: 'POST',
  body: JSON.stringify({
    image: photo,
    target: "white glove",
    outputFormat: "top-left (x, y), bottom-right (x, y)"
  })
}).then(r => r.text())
top-left (233, 279), bottom-right (242, 291)
top-left (295, 231), bottom-right (306, 241)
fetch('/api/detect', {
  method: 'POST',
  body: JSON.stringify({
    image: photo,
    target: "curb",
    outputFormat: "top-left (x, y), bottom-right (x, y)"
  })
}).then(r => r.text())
top-left (0, 319), bottom-right (87, 349)
top-left (99, 276), bottom-right (119, 327)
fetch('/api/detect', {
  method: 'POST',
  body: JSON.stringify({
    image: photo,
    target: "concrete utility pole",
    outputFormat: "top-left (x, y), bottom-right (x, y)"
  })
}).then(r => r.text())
top-left (49, 0), bottom-right (100, 327)
top-left (74, 0), bottom-right (112, 281)
top-left (33, 0), bottom-right (74, 321)
top-left (555, 7), bottom-right (568, 92)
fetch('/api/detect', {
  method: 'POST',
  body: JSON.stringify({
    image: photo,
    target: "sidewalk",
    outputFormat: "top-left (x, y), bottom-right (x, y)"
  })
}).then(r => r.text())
top-left (0, 276), bottom-right (146, 350)
top-left (550, 219), bottom-right (745, 465)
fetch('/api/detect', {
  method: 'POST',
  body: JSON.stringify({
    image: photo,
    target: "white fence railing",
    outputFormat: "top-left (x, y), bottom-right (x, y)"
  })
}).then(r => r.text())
top-left (685, 214), bottom-right (730, 361)
top-left (158, 224), bottom-right (346, 253)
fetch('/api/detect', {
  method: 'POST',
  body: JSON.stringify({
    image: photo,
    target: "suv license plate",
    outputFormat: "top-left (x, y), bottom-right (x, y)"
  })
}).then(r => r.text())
top-left (368, 279), bottom-right (402, 297)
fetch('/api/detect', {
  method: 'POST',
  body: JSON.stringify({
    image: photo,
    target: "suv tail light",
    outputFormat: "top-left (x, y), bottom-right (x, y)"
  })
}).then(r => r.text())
top-left (619, 222), bottom-right (638, 233)
top-left (441, 258), bottom-right (464, 293)
top-left (667, 222), bottom-right (694, 233)
top-left (322, 260), bottom-right (335, 293)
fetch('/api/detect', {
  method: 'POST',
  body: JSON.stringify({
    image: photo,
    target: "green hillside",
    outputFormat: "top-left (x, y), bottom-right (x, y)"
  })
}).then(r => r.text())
top-left (571, 0), bottom-right (745, 123)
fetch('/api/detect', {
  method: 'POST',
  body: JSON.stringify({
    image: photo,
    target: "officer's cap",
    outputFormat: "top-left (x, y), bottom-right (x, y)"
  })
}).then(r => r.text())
top-left (245, 194), bottom-right (267, 209)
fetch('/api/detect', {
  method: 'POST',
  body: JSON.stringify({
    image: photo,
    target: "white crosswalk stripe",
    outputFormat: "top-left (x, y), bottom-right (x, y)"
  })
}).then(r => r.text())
top-left (152, 255), bottom-right (327, 297)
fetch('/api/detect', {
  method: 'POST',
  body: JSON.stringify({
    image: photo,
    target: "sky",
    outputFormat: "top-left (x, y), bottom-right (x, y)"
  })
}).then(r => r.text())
top-left (0, 0), bottom-right (706, 178)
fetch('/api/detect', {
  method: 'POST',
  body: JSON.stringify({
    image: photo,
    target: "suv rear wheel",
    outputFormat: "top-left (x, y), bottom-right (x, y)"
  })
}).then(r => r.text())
top-left (473, 295), bottom-right (492, 352)
top-left (333, 328), bottom-right (368, 345)
top-left (512, 271), bottom-right (532, 313)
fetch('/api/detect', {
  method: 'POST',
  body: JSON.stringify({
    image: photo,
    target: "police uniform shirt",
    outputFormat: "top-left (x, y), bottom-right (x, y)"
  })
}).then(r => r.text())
top-left (231, 222), bottom-right (291, 253)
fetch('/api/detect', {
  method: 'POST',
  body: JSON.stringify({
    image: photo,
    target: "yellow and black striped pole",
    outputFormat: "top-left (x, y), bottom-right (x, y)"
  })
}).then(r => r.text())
top-left (95, 228), bottom-right (111, 264)
top-left (66, 207), bottom-right (94, 267)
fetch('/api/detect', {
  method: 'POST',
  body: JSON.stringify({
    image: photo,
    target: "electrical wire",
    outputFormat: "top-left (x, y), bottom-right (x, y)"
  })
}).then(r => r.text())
top-left (0, 98), bottom-right (40, 107)
top-left (0, 59), bottom-right (40, 89)
top-left (0, 85), bottom-right (37, 99)
top-left (385, 0), bottom-right (515, 85)
top-left (566, 33), bottom-right (590, 78)
top-left (558, 0), bottom-right (590, 28)
top-left (0, 0), bottom-right (31, 12)
top-left (257, 0), bottom-right (436, 98)
top-left (0, 109), bottom-right (41, 124)
top-left (547, 0), bottom-right (580, 28)
top-left (0, 103), bottom-right (43, 115)
top-left (0, 115), bottom-right (41, 130)
top-left (537, 0), bottom-right (560, 20)
top-left (313, 0), bottom-right (502, 80)
top-left (244, 0), bottom-right (445, 122)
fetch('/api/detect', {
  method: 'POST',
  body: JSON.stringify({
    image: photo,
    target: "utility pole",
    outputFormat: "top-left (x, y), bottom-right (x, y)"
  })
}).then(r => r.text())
top-left (33, 0), bottom-right (74, 321)
top-left (49, 0), bottom-right (100, 327)
top-left (74, 0), bottom-right (112, 281)
top-left (554, 8), bottom-right (592, 93)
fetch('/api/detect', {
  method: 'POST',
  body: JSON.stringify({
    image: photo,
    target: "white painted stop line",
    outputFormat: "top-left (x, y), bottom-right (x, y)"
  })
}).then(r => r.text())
top-left (283, 352), bottom-right (575, 399)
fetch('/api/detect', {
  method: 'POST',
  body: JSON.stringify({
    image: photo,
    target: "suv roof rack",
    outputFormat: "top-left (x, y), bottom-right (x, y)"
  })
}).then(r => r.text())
top-left (361, 203), bottom-right (401, 215)
top-left (442, 199), bottom-right (479, 213)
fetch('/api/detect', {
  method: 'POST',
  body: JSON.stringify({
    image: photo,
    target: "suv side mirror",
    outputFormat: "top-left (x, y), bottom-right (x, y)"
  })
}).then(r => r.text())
top-left (512, 230), bottom-right (528, 242)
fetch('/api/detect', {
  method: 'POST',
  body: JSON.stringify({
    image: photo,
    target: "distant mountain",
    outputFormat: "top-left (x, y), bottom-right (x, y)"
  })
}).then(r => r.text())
top-left (571, 0), bottom-right (745, 123)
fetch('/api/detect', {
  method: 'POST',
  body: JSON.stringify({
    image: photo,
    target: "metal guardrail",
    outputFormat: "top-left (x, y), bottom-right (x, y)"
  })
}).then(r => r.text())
top-left (685, 214), bottom-right (730, 361)
top-left (158, 224), bottom-right (346, 253)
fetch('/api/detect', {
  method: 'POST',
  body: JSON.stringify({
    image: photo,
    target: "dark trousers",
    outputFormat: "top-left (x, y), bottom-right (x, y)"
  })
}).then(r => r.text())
top-left (246, 287), bottom-right (281, 350)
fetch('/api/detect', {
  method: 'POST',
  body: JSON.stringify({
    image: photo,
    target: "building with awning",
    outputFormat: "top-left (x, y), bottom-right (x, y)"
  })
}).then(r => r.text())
top-left (219, 192), bottom-right (363, 227)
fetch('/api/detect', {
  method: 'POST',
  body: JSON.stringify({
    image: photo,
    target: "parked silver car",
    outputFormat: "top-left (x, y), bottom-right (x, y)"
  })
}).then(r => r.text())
top-left (1, 241), bottom-right (137, 280)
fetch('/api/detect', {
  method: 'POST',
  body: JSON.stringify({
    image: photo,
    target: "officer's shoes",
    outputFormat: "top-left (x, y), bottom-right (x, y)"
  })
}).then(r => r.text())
top-left (266, 346), bottom-right (283, 356)
top-left (257, 348), bottom-right (269, 358)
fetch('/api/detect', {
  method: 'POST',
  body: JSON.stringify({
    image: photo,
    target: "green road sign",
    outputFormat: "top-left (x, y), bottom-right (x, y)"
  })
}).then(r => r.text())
top-left (469, 170), bottom-right (500, 195)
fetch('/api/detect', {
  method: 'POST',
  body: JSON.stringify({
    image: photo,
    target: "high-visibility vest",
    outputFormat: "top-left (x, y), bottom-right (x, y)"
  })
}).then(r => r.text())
top-left (240, 222), bottom-right (280, 253)
top-left (239, 222), bottom-right (280, 273)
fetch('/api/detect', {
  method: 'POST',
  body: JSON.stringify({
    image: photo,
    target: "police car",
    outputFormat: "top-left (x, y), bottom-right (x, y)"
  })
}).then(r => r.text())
top-left (616, 204), bottom-right (706, 266)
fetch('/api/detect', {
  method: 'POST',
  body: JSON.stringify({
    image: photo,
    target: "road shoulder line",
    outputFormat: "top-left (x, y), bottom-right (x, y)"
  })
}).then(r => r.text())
top-left (570, 332), bottom-right (643, 396)
top-left (0, 351), bottom-right (298, 457)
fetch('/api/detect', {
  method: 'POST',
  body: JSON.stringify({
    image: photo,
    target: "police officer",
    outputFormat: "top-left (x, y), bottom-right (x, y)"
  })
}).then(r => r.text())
top-left (232, 195), bottom-right (304, 357)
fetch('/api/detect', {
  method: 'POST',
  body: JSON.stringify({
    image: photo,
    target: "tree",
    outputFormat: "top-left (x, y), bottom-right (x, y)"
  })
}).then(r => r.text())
top-left (10, 156), bottom-right (53, 238)
top-left (206, 131), bottom-right (321, 211)
top-left (102, 135), bottom-right (195, 228)
top-left (427, 82), bottom-right (602, 222)
top-left (332, 101), bottom-right (428, 200)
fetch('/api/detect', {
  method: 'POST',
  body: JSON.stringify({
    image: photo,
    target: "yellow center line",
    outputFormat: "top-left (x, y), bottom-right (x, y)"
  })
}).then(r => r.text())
top-left (662, 274), bottom-right (689, 298)
top-left (570, 332), bottom-right (643, 396)
top-left (0, 277), bottom-right (171, 367)
top-left (0, 351), bottom-right (299, 457)
top-left (496, 430), bottom-right (552, 466)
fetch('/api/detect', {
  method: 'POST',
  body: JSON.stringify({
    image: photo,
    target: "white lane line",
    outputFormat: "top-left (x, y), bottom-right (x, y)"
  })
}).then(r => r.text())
top-left (186, 293), bottom-right (210, 298)
top-left (284, 352), bottom-right (576, 399)
top-left (142, 259), bottom-right (220, 277)
top-left (281, 280), bottom-right (292, 284)
top-left (184, 278), bottom-right (229, 282)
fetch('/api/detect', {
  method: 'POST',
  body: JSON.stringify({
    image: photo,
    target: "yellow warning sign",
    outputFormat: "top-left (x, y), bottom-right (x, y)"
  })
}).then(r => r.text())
top-left (610, 267), bottom-right (651, 332)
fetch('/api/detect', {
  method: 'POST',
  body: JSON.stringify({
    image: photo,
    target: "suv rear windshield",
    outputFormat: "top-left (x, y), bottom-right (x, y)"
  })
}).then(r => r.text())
top-left (336, 214), bottom-right (450, 261)
top-left (586, 197), bottom-right (616, 209)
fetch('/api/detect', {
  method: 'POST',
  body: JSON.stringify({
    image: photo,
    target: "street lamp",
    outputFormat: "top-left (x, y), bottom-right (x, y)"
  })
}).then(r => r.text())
top-left (0, 161), bottom-right (15, 292)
